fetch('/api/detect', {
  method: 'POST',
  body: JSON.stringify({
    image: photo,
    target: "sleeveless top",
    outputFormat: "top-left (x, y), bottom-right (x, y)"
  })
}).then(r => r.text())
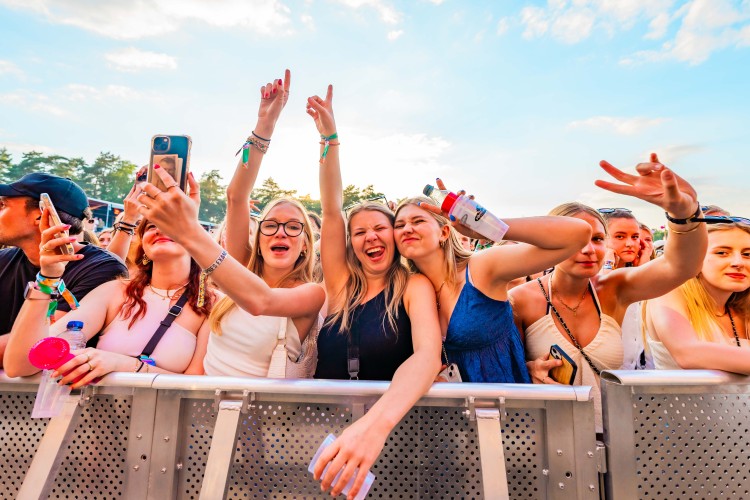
top-left (97, 288), bottom-right (197, 373)
top-left (444, 266), bottom-right (531, 384)
top-left (203, 307), bottom-right (302, 377)
top-left (620, 302), bottom-right (654, 369)
top-left (524, 280), bottom-right (623, 432)
top-left (314, 290), bottom-right (412, 381)
top-left (647, 327), bottom-right (750, 370)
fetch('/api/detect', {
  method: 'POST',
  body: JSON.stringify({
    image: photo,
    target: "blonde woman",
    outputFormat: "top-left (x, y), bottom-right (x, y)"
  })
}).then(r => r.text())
top-left (309, 84), bottom-right (442, 499)
top-left (645, 220), bottom-right (750, 370)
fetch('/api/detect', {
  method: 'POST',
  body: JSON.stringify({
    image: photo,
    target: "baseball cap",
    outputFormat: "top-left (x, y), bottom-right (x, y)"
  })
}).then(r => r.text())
top-left (0, 173), bottom-right (90, 218)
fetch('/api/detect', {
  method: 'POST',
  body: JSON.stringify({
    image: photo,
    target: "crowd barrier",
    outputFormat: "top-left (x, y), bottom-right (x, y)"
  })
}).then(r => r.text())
top-left (0, 373), bottom-right (600, 499)
top-left (601, 370), bottom-right (750, 499)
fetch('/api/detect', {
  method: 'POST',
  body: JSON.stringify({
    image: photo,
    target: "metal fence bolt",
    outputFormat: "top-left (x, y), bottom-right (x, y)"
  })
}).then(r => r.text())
top-left (557, 449), bottom-right (563, 456)
top-left (163, 436), bottom-right (170, 442)
top-left (161, 467), bottom-right (167, 474)
top-left (587, 451), bottom-right (594, 458)
top-left (136, 434), bottom-right (142, 440)
top-left (589, 484), bottom-right (596, 491)
top-left (176, 462), bottom-right (183, 470)
top-left (542, 469), bottom-right (549, 476)
top-left (558, 483), bottom-right (565, 489)
top-left (133, 465), bottom-right (139, 471)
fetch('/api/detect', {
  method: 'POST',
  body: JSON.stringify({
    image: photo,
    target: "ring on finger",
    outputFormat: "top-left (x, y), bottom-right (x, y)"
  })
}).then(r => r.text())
top-left (39, 243), bottom-right (50, 253)
top-left (87, 362), bottom-right (94, 372)
top-left (166, 183), bottom-right (179, 190)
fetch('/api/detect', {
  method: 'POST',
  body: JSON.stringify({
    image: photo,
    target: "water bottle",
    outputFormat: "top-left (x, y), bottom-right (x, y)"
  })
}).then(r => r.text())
top-left (423, 185), bottom-right (509, 242)
top-left (31, 321), bottom-right (85, 418)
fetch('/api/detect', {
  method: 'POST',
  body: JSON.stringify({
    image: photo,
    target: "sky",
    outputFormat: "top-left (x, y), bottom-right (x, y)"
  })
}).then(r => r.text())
top-left (1, 0), bottom-right (749, 228)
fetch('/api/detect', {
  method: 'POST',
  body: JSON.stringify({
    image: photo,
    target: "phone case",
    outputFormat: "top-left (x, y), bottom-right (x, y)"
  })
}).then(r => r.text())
top-left (39, 193), bottom-right (75, 255)
top-left (549, 344), bottom-right (577, 385)
top-left (148, 135), bottom-right (191, 191)
top-left (436, 362), bottom-right (462, 383)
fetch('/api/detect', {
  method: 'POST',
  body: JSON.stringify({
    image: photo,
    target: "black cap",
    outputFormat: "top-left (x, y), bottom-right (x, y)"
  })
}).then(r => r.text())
top-left (0, 173), bottom-right (89, 218)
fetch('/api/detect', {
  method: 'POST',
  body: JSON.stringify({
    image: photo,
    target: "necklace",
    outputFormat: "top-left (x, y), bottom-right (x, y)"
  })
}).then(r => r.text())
top-left (149, 282), bottom-right (188, 301)
top-left (435, 280), bottom-right (446, 311)
top-left (549, 274), bottom-right (588, 316)
top-left (727, 308), bottom-right (741, 347)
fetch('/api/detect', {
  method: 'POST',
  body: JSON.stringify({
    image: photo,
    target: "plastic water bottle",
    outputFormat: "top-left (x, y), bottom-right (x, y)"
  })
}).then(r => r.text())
top-left (31, 321), bottom-right (86, 419)
top-left (57, 320), bottom-right (86, 350)
top-left (309, 434), bottom-right (375, 500)
top-left (423, 185), bottom-right (509, 242)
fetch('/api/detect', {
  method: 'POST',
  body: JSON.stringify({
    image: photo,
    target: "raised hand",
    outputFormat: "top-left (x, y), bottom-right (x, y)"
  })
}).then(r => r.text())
top-left (121, 166), bottom-right (147, 224)
top-left (38, 208), bottom-right (83, 277)
top-left (418, 178), bottom-right (485, 240)
top-left (595, 153), bottom-right (698, 218)
top-left (256, 69), bottom-right (291, 134)
top-left (137, 166), bottom-right (201, 244)
top-left (306, 84), bottom-right (336, 137)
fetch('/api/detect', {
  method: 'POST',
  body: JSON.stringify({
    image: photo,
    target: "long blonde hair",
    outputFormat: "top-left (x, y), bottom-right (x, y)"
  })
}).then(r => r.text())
top-left (327, 202), bottom-right (409, 334)
top-left (394, 196), bottom-right (473, 290)
top-left (209, 198), bottom-right (315, 335)
top-left (548, 202), bottom-right (608, 235)
top-left (676, 222), bottom-right (750, 342)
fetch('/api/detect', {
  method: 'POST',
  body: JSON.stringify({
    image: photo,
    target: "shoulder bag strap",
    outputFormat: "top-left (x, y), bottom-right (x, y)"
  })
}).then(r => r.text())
top-left (140, 293), bottom-right (190, 357)
top-left (347, 327), bottom-right (360, 380)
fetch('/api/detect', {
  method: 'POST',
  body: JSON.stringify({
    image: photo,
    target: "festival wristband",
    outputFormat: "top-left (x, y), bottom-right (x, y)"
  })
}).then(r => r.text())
top-left (36, 272), bottom-right (79, 318)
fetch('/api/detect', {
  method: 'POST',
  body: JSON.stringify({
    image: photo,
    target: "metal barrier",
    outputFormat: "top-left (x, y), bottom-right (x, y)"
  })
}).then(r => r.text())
top-left (0, 374), bottom-right (600, 499)
top-left (601, 370), bottom-right (750, 499)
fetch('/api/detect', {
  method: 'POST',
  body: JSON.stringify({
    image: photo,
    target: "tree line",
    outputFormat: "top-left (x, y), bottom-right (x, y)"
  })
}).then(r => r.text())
top-left (0, 149), bottom-right (383, 223)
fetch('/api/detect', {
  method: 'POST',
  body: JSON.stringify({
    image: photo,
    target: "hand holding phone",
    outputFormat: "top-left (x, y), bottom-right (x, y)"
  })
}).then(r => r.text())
top-left (549, 344), bottom-right (578, 385)
top-left (39, 193), bottom-right (75, 255)
top-left (148, 135), bottom-right (191, 191)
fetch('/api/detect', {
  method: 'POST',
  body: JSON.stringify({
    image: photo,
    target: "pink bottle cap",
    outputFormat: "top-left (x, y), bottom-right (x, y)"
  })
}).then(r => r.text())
top-left (28, 337), bottom-right (75, 370)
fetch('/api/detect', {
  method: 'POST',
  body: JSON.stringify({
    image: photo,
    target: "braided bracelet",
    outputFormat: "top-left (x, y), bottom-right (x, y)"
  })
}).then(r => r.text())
top-left (197, 249), bottom-right (228, 307)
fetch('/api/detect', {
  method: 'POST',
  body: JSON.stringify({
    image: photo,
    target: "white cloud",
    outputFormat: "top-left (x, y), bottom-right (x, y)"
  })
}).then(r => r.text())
top-left (300, 14), bottom-right (315, 30)
top-left (0, 0), bottom-right (294, 39)
top-left (520, 6), bottom-right (549, 39)
top-left (0, 91), bottom-right (67, 117)
top-left (387, 29), bottom-right (404, 40)
top-left (65, 84), bottom-right (142, 101)
top-left (496, 17), bottom-right (510, 35)
top-left (0, 142), bottom-right (54, 156)
top-left (333, 0), bottom-right (402, 25)
top-left (105, 47), bottom-right (177, 72)
top-left (567, 116), bottom-right (667, 135)
top-left (551, 8), bottom-right (596, 43)
top-left (0, 60), bottom-right (24, 79)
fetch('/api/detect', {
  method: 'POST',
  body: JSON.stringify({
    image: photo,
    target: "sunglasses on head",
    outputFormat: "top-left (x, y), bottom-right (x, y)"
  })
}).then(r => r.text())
top-left (597, 208), bottom-right (632, 214)
top-left (691, 215), bottom-right (750, 225)
top-left (344, 195), bottom-right (390, 218)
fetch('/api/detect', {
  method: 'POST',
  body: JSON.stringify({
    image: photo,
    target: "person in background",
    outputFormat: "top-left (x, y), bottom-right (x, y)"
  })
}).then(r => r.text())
top-left (310, 83), bottom-right (442, 499)
top-left (0, 173), bottom-right (127, 363)
top-left (458, 234), bottom-right (472, 252)
top-left (637, 223), bottom-right (656, 265)
top-left (98, 228), bottom-right (114, 249)
top-left (512, 154), bottom-right (707, 432)
top-left (601, 209), bottom-right (640, 269)
top-left (645, 220), bottom-right (750, 371)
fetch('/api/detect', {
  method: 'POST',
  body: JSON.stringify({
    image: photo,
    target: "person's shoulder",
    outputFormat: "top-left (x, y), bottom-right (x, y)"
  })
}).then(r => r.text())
top-left (405, 272), bottom-right (433, 294)
top-left (77, 244), bottom-right (127, 268)
top-left (64, 244), bottom-right (128, 278)
top-left (0, 246), bottom-right (23, 262)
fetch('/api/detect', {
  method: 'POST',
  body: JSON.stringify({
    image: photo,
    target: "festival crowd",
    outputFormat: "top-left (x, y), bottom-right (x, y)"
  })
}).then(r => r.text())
top-left (1, 70), bottom-right (748, 499)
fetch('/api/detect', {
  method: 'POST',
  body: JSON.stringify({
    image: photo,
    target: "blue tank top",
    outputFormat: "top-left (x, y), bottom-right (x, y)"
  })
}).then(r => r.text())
top-left (444, 266), bottom-right (531, 383)
top-left (314, 289), bottom-right (412, 381)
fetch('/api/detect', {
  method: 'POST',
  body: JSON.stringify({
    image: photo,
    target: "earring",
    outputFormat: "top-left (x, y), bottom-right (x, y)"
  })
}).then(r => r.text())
top-left (439, 240), bottom-right (446, 248)
top-left (301, 250), bottom-right (307, 257)
top-left (141, 255), bottom-right (151, 265)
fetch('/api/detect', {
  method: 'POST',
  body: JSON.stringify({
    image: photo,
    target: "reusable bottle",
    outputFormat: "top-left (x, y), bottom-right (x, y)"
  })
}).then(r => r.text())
top-left (423, 185), bottom-right (509, 242)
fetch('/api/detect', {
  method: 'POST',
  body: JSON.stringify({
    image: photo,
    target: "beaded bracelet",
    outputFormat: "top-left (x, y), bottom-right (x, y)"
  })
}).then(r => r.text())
top-left (197, 249), bottom-right (228, 307)
top-left (113, 222), bottom-right (135, 236)
top-left (236, 132), bottom-right (271, 165)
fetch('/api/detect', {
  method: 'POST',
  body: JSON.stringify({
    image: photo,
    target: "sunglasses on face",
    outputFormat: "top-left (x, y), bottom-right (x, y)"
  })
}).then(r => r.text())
top-left (344, 195), bottom-right (390, 218)
top-left (258, 220), bottom-right (305, 237)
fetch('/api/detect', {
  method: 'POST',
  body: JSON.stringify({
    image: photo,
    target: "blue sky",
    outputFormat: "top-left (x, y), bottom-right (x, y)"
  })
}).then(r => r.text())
top-left (1, 0), bottom-right (749, 227)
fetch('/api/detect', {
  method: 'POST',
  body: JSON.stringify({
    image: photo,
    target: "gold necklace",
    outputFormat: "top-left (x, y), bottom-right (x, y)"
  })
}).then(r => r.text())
top-left (148, 282), bottom-right (189, 301)
top-left (550, 274), bottom-right (588, 317)
top-left (435, 280), bottom-right (446, 311)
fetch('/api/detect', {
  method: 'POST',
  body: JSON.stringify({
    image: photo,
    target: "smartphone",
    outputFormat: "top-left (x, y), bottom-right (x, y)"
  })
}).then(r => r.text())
top-left (549, 344), bottom-right (577, 385)
top-left (148, 135), bottom-right (191, 192)
top-left (39, 193), bottom-right (75, 255)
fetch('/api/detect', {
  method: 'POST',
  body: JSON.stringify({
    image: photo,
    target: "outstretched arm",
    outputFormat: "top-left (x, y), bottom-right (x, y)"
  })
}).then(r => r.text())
top-left (307, 85), bottom-right (349, 300)
top-left (226, 70), bottom-right (291, 265)
top-left (313, 274), bottom-right (442, 499)
top-left (596, 154), bottom-right (707, 305)
top-left (107, 167), bottom-right (145, 262)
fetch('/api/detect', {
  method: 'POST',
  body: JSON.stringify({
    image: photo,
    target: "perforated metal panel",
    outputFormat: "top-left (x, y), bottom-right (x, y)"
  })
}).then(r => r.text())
top-left (48, 394), bottom-right (132, 498)
top-left (633, 393), bottom-right (750, 498)
top-left (175, 400), bottom-right (548, 499)
top-left (0, 391), bottom-right (49, 497)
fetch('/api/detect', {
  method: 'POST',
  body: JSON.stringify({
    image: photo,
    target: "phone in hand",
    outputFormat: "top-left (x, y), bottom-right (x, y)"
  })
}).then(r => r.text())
top-left (148, 135), bottom-right (191, 191)
top-left (39, 193), bottom-right (75, 255)
top-left (549, 344), bottom-right (577, 385)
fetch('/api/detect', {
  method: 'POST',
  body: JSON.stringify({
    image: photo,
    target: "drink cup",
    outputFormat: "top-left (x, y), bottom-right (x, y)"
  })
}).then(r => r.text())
top-left (309, 434), bottom-right (376, 499)
top-left (29, 337), bottom-right (76, 419)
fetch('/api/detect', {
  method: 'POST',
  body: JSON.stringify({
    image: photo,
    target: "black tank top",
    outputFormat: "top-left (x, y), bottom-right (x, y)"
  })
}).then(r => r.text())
top-left (314, 290), bottom-right (412, 381)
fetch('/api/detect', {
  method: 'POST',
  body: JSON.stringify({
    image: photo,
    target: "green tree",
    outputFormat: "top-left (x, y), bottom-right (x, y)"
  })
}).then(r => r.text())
top-left (0, 148), bottom-right (15, 183)
top-left (342, 184), bottom-right (385, 208)
top-left (198, 170), bottom-right (227, 223)
top-left (251, 177), bottom-right (297, 207)
top-left (79, 152), bottom-right (136, 202)
top-left (297, 194), bottom-right (321, 215)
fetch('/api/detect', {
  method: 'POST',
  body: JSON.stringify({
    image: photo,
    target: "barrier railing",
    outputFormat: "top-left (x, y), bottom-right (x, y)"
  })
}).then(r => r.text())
top-left (601, 370), bottom-right (750, 500)
top-left (0, 374), bottom-right (600, 499)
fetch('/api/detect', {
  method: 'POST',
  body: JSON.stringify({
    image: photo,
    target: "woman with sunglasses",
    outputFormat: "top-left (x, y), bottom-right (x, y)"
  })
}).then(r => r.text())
top-left (645, 220), bottom-right (750, 371)
top-left (134, 71), bottom-right (325, 378)
top-left (308, 84), bottom-right (442, 499)
top-left (510, 154), bottom-right (707, 432)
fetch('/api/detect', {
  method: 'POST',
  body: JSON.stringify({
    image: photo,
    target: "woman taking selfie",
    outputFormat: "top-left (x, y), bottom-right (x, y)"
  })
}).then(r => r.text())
top-left (510, 154), bottom-right (707, 431)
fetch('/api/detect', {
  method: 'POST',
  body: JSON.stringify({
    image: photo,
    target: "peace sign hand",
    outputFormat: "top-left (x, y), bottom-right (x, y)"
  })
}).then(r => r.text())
top-left (306, 84), bottom-right (336, 137)
top-left (595, 153), bottom-right (698, 219)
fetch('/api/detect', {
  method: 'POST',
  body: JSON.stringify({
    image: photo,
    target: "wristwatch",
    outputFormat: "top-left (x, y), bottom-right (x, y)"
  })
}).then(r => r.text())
top-left (24, 281), bottom-right (52, 300)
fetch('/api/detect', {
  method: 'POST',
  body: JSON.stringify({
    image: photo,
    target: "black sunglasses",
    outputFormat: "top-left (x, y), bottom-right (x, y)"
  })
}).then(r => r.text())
top-left (597, 208), bottom-right (632, 214)
top-left (692, 216), bottom-right (750, 225)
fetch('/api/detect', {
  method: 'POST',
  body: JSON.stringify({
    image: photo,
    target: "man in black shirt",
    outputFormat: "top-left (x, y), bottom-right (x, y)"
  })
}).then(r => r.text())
top-left (0, 173), bottom-right (127, 365)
